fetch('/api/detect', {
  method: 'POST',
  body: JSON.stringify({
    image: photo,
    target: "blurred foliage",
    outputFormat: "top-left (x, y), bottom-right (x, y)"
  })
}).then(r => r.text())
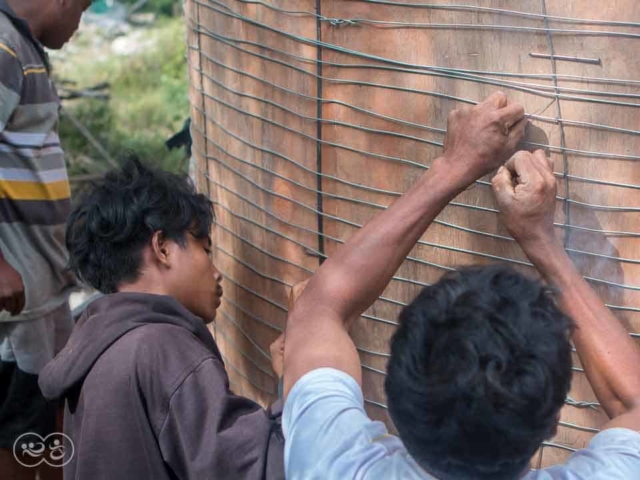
top-left (120, 0), bottom-right (182, 17)
top-left (57, 18), bottom-right (190, 179)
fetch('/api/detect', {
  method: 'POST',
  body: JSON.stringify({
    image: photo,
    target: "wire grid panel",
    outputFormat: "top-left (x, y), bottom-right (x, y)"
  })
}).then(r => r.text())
top-left (185, 0), bottom-right (640, 468)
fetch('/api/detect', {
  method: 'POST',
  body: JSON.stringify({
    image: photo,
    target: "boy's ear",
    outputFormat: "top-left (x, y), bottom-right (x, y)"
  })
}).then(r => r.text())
top-left (151, 231), bottom-right (171, 267)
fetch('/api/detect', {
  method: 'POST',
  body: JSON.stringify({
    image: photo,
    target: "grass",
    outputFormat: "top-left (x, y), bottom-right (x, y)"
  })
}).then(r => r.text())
top-left (54, 17), bottom-right (190, 178)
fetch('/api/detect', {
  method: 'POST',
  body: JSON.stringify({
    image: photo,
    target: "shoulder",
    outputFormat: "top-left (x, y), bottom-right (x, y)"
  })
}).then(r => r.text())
top-left (0, 13), bottom-right (25, 63)
top-left (284, 368), bottom-right (423, 479)
top-left (284, 367), bottom-right (366, 433)
top-left (110, 323), bottom-right (221, 387)
top-left (530, 428), bottom-right (640, 479)
top-left (107, 323), bottom-right (226, 429)
top-left (125, 323), bottom-right (216, 361)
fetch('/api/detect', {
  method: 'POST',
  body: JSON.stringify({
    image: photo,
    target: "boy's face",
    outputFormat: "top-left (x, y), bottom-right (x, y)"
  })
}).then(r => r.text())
top-left (165, 233), bottom-right (223, 324)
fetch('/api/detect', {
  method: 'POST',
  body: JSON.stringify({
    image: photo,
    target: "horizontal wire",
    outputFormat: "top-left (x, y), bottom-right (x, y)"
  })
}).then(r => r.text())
top-left (214, 320), bottom-right (276, 378)
top-left (201, 164), bottom-right (640, 313)
top-left (217, 224), bottom-right (418, 310)
top-left (192, 91), bottom-right (640, 233)
top-left (220, 265), bottom-right (400, 328)
top-left (187, 25), bottom-right (640, 163)
top-left (556, 421), bottom-right (600, 434)
top-left (185, 31), bottom-right (640, 180)
top-left (187, 24), bottom-right (640, 92)
top-left (188, 22), bottom-right (640, 148)
top-left (350, 0), bottom-right (640, 28)
top-left (190, 2), bottom-right (640, 443)
top-left (541, 442), bottom-right (578, 453)
top-left (220, 350), bottom-right (276, 395)
top-left (191, 119), bottom-right (514, 242)
top-left (242, 0), bottom-right (640, 31)
top-left (188, 50), bottom-right (640, 205)
top-left (197, 166), bottom-right (634, 414)
top-left (200, 0), bottom-right (640, 99)
top-left (199, 162), bottom-right (457, 274)
top-left (188, 22), bottom-right (640, 104)
top-left (205, 0), bottom-right (640, 42)
top-left (187, 31), bottom-right (640, 140)
top-left (217, 308), bottom-right (274, 360)
top-left (200, 144), bottom-right (640, 292)
top-left (213, 197), bottom-right (430, 289)
top-left (190, 5), bottom-right (640, 90)
top-left (223, 295), bottom-right (282, 333)
top-left (194, 73), bottom-right (640, 213)
top-left (565, 396), bottom-right (600, 410)
top-left (217, 223), bottom-right (315, 274)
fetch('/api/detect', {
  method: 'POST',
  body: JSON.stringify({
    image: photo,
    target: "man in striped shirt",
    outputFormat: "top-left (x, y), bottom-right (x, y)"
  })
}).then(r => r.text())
top-left (0, 1), bottom-right (90, 478)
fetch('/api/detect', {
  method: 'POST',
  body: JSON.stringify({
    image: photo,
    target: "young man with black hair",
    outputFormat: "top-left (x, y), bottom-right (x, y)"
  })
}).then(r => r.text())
top-left (282, 92), bottom-right (640, 479)
top-left (0, 1), bottom-right (91, 478)
top-left (38, 159), bottom-right (285, 479)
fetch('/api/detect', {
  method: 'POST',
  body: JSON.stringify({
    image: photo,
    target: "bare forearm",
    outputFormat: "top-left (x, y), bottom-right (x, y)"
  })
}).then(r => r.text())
top-left (524, 239), bottom-right (640, 418)
top-left (296, 157), bottom-right (469, 323)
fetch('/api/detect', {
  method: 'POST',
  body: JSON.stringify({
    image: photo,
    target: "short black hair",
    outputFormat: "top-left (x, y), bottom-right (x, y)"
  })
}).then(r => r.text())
top-left (66, 156), bottom-right (214, 293)
top-left (385, 265), bottom-right (573, 480)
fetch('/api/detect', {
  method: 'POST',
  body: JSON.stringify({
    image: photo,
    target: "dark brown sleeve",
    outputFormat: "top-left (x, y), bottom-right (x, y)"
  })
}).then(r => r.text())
top-left (158, 358), bottom-right (284, 480)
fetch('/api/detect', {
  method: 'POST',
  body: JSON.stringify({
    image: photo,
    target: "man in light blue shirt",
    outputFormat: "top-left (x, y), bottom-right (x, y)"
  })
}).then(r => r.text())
top-left (281, 92), bottom-right (640, 479)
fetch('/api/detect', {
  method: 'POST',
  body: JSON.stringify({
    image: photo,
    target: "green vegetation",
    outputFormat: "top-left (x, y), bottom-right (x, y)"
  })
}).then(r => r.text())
top-left (120, 0), bottom-right (182, 17)
top-left (55, 17), bottom-right (190, 178)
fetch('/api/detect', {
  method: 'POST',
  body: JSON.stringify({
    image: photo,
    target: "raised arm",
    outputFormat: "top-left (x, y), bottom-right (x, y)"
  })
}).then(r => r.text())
top-left (492, 150), bottom-right (640, 430)
top-left (283, 92), bottom-right (526, 397)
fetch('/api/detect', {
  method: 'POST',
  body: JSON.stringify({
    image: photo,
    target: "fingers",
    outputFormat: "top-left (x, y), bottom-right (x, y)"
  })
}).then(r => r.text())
top-left (507, 117), bottom-right (529, 148)
top-left (483, 91), bottom-right (508, 109)
top-left (491, 163), bottom-right (516, 202)
top-left (270, 333), bottom-right (285, 352)
top-left (499, 102), bottom-right (526, 126)
top-left (531, 150), bottom-right (557, 194)
top-left (532, 149), bottom-right (554, 175)
top-left (292, 279), bottom-right (309, 298)
top-left (289, 278), bottom-right (310, 309)
top-left (510, 151), bottom-right (545, 185)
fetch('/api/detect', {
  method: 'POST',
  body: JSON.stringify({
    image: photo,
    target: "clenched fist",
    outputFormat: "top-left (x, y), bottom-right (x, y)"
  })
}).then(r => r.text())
top-left (492, 150), bottom-right (558, 247)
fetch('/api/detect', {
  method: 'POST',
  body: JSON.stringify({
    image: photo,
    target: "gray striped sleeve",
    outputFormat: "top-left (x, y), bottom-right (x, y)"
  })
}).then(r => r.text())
top-left (0, 39), bottom-right (23, 131)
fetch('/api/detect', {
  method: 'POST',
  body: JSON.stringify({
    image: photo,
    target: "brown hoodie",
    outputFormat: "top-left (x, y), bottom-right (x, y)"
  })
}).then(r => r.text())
top-left (39, 292), bottom-right (284, 480)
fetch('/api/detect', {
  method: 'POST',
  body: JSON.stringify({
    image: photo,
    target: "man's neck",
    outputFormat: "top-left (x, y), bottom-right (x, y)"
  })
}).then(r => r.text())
top-left (5, 0), bottom-right (43, 40)
top-left (117, 274), bottom-right (172, 298)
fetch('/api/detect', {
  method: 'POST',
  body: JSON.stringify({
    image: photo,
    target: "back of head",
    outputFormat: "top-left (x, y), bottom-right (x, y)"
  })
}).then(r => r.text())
top-left (385, 265), bottom-right (573, 480)
top-left (66, 156), bottom-right (213, 293)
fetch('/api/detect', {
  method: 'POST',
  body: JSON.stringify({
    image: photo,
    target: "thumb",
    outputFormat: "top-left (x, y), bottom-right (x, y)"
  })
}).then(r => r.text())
top-left (484, 91), bottom-right (508, 109)
top-left (491, 165), bottom-right (516, 204)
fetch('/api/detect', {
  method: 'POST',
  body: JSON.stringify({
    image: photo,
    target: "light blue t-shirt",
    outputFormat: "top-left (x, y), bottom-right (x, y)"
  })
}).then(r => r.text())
top-left (283, 368), bottom-right (640, 480)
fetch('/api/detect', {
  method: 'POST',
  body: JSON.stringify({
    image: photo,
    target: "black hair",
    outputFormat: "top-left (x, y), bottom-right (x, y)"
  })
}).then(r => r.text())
top-left (66, 156), bottom-right (214, 293)
top-left (385, 265), bottom-right (574, 480)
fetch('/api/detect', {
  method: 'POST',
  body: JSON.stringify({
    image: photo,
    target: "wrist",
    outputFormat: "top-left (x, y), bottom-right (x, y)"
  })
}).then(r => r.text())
top-left (516, 230), bottom-right (561, 256)
top-left (518, 234), bottom-right (570, 273)
top-left (430, 155), bottom-right (478, 191)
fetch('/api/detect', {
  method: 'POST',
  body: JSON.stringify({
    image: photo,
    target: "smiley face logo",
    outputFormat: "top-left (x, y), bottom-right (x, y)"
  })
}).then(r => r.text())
top-left (13, 432), bottom-right (74, 468)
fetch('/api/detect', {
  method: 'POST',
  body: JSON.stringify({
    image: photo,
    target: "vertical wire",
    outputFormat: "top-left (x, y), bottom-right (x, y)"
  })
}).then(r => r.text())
top-left (194, 0), bottom-right (215, 345)
top-left (315, 0), bottom-right (326, 263)
top-left (541, 0), bottom-right (572, 250)
top-left (195, 0), bottom-right (212, 199)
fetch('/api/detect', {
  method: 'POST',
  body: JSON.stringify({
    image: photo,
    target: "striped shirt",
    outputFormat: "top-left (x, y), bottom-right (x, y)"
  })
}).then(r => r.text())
top-left (0, 4), bottom-right (76, 323)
